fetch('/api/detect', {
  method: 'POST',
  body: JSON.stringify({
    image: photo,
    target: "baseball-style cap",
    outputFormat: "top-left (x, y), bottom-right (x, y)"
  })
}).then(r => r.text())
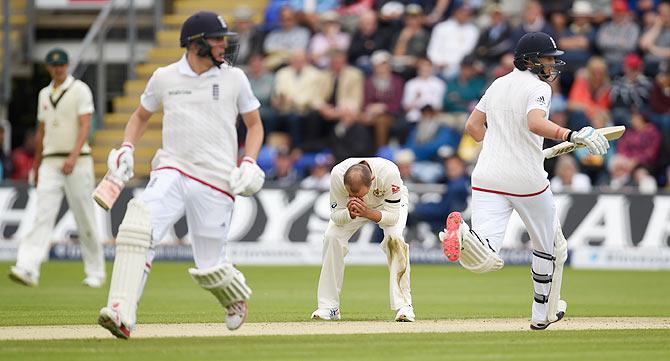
top-left (624, 53), bottom-right (643, 69)
top-left (612, 0), bottom-right (630, 13)
top-left (45, 48), bottom-right (69, 65)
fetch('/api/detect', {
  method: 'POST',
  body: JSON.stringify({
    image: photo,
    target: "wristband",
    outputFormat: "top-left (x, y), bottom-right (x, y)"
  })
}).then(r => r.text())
top-left (121, 142), bottom-right (134, 150)
top-left (242, 156), bottom-right (256, 164)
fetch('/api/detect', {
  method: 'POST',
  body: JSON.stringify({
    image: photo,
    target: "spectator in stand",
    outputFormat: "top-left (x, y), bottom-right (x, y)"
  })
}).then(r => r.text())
top-left (232, 6), bottom-right (264, 66)
top-left (288, 0), bottom-right (340, 32)
top-left (391, 4), bottom-right (431, 78)
top-left (361, 50), bottom-right (405, 148)
top-left (266, 146), bottom-right (300, 187)
top-left (558, 1), bottom-right (597, 77)
top-left (596, 0), bottom-right (641, 77)
top-left (11, 129), bottom-right (36, 181)
top-left (640, 2), bottom-right (670, 76)
top-left (247, 54), bottom-right (278, 142)
top-left (263, 6), bottom-right (312, 70)
top-left (490, 52), bottom-right (515, 79)
top-left (401, 58), bottom-right (446, 125)
top-left (423, 0), bottom-right (453, 27)
top-left (442, 56), bottom-right (486, 130)
top-left (473, 3), bottom-right (514, 69)
top-left (632, 165), bottom-right (659, 194)
top-left (0, 126), bottom-right (13, 181)
top-left (649, 68), bottom-right (670, 132)
top-left (405, 105), bottom-right (460, 162)
top-left (427, 3), bottom-right (480, 79)
top-left (300, 49), bottom-right (364, 153)
top-left (347, 9), bottom-right (394, 71)
top-left (308, 11), bottom-right (351, 69)
top-left (509, 1), bottom-right (554, 47)
top-left (568, 56), bottom-right (612, 129)
top-left (601, 154), bottom-right (635, 191)
top-left (336, 0), bottom-right (374, 33)
top-left (271, 50), bottom-right (323, 148)
top-left (550, 155), bottom-right (593, 193)
top-left (300, 153), bottom-right (333, 190)
top-left (411, 154), bottom-right (470, 232)
top-left (394, 148), bottom-right (416, 183)
top-left (617, 109), bottom-right (663, 169)
top-left (610, 53), bottom-right (652, 127)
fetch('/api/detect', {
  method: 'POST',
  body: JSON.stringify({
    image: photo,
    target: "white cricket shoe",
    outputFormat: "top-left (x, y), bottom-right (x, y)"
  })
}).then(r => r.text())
top-left (311, 308), bottom-right (341, 320)
top-left (225, 301), bottom-right (248, 331)
top-left (530, 300), bottom-right (568, 330)
top-left (82, 276), bottom-right (105, 288)
top-left (98, 305), bottom-right (131, 339)
top-left (395, 305), bottom-right (415, 322)
top-left (8, 266), bottom-right (38, 287)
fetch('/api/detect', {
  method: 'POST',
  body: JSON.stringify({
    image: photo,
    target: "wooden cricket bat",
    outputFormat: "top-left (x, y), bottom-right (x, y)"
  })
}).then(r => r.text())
top-left (543, 126), bottom-right (626, 159)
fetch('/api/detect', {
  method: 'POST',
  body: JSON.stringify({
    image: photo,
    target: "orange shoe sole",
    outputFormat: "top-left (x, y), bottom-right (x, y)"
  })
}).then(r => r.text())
top-left (443, 212), bottom-right (462, 262)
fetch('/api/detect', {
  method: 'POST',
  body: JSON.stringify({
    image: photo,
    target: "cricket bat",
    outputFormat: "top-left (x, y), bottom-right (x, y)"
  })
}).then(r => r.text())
top-left (543, 126), bottom-right (626, 159)
top-left (92, 171), bottom-right (125, 211)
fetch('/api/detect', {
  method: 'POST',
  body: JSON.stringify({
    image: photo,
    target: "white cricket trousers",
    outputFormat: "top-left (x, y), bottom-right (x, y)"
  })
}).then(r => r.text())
top-left (141, 168), bottom-right (235, 269)
top-left (15, 156), bottom-right (105, 280)
top-left (317, 190), bottom-right (412, 311)
top-left (471, 187), bottom-right (560, 323)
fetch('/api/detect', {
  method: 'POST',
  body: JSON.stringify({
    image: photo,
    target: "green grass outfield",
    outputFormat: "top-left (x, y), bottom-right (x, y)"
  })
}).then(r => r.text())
top-left (0, 262), bottom-right (668, 360)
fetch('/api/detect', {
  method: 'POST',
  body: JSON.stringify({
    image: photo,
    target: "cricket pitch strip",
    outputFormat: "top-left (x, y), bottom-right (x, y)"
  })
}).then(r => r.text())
top-left (1, 317), bottom-right (669, 340)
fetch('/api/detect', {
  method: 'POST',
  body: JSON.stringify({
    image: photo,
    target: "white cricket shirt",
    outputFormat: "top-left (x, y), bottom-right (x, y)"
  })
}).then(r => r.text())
top-left (329, 157), bottom-right (407, 227)
top-left (37, 75), bottom-right (94, 155)
top-left (471, 68), bottom-right (552, 195)
top-left (140, 55), bottom-right (260, 196)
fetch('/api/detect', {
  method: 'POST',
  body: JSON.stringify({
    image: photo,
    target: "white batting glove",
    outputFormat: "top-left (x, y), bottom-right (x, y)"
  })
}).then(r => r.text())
top-left (107, 142), bottom-right (134, 183)
top-left (230, 157), bottom-right (265, 197)
top-left (570, 126), bottom-right (609, 156)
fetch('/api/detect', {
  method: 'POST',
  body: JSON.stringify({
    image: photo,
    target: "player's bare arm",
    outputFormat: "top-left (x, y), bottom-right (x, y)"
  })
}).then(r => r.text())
top-left (62, 113), bottom-right (92, 175)
top-left (240, 109), bottom-right (264, 160)
top-left (465, 109), bottom-right (487, 142)
top-left (123, 105), bottom-right (153, 145)
top-left (527, 109), bottom-right (571, 141)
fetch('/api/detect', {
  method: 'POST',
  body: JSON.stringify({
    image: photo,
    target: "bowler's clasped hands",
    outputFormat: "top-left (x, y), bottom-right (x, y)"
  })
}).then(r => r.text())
top-left (347, 197), bottom-right (370, 220)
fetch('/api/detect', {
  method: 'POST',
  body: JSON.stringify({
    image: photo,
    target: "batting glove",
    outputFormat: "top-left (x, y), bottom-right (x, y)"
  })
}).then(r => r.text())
top-left (570, 126), bottom-right (609, 156)
top-left (107, 142), bottom-right (135, 183)
top-left (230, 157), bottom-right (265, 197)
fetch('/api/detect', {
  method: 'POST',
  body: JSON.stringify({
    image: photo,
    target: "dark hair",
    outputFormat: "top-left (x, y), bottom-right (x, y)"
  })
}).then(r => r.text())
top-left (343, 163), bottom-right (372, 193)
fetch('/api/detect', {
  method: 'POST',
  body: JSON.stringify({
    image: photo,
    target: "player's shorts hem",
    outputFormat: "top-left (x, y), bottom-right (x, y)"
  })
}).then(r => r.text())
top-left (154, 166), bottom-right (235, 201)
top-left (471, 184), bottom-right (549, 197)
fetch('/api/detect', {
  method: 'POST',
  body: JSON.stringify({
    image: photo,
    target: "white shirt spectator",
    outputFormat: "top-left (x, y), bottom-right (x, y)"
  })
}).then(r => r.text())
top-left (427, 19), bottom-right (479, 77)
top-left (402, 75), bottom-right (446, 122)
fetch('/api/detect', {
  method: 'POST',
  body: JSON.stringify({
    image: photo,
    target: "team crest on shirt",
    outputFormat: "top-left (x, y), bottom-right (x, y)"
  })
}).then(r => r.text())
top-left (373, 188), bottom-right (385, 197)
top-left (212, 84), bottom-right (219, 101)
top-left (391, 185), bottom-right (400, 194)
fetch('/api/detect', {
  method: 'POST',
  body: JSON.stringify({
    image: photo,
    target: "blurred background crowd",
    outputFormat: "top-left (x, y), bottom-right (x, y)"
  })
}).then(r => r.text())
top-left (2, 0), bottom-right (670, 203)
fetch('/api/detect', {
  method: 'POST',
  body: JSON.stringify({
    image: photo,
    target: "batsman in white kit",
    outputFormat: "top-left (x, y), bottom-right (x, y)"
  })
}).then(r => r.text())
top-left (439, 32), bottom-right (610, 330)
top-left (97, 11), bottom-right (265, 338)
top-left (312, 157), bottom-right (415, 322)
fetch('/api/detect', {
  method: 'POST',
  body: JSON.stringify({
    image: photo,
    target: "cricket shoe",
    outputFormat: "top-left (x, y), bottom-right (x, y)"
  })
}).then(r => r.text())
top-left (440, 212), bottom-right (463, 262)
top-left (225, 300), bottom-right (248, 331)
top-left (311, 308), bottom-right (341, 320)
top-left (395, 305), bottom-right (415, 322)
top-left (530, 300), bottom-right (568, 330)
top-left (8, 266), bottom-right (38, 287)
top-left (82, 276), bottom-right (105, 288)
top-left (98, 305), bottom-right (131, 339)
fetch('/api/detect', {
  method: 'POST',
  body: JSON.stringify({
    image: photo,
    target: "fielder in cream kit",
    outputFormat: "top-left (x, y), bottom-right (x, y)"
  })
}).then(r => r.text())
top-left (439, 33), bottom-right (610, 329)
top-left (97, 11), bottom-right (265, 338)
top-left (312, 157), bottom-right (415, 322)
top-left (9, 48), bottom-right (105, 288)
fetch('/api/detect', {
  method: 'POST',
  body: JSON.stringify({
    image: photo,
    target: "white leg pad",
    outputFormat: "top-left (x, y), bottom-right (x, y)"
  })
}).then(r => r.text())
top-left (459, 225), bottom-right (504, 274)
top-left (547, 227), bottom-right (568, 322)
top-left (189, 263), bottom-right (252, 307)
top-left (107, 199), bottom-right (152, 329)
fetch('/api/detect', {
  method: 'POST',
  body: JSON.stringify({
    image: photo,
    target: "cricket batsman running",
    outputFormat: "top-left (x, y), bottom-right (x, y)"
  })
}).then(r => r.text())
top-left (97, 11), bottom-right (264, 338)
top-left (439, 32), bottom-right (610, 329)
top-left (312, 157), bottom-right (414, 322)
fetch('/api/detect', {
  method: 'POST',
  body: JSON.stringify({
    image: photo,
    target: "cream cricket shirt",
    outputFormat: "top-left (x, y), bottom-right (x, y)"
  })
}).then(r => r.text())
top-left (37, 75), bottom-right (93, 155)
top-left (329, 157), bottom-right (406, 227)
top-left (471, 69), bottom-right (552, 196)
top-left (140, 55), bottom-right (260, 196)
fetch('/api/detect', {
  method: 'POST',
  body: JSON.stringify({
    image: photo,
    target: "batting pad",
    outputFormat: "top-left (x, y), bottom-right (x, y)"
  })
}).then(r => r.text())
top-left (547, 226), bottom-right (568, 322)
top-left (189, 263), bottom-right (252, 307)
top-left (459, 228), bottom-right (504, 273)
top-left (107, 198), bottom-right (152, 328)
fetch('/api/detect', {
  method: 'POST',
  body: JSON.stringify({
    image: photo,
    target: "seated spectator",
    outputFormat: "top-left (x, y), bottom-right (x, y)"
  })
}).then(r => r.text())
top-left (405, 105), bottom-right (460, 162)
top-left (596, 0), bottom-right (640, 77)
top-left (401, 58), bottom-right (445, 125)
top-left (347, 9), bottom-right (393, 71)
top-left (300, 153), bottom-right (333, 190)
top-left (609, 53), bottom-right (652, 127)
top-left (246, 54), bottom-right (278, 141)
top-left (336, 0), bottom-right (374, 33)
top-left (558, 1), bottom-right (597, 76)
top-left (288, 0), bottom-right (339, 32)
top-left (427, 3), bottom-right (479, 79)
top-left (601, 154), bottom-right (635, 191)
top-left (391, 4), bottom-right (430, 78)
top-left (442, 56), bottom-right (486, 129)
top-left (263, 6), bottom-right (311, 69)
top-left (308, 11), bottom-right (351, 69)
top-left (394, 148), bottom-right (416, 183)
top-left (411, 154), bottom-right (470, 232)
top-left (361, 50), bottom-right (405, 148)
top-left (232, 6), bottom-right (264, 66)
top-left (639, 2), bottom-right (670, 76)
top-left (509, 1), bottom-right (555, 48)
top-left (632, 166), bottom-right (658, 194)
top-left (617, 110), bottom-right (663, 169)
top-left (550, 155), bottom-right (593, 193)
top-left (649, 69), bottom-right (670, 132)
top-left (11, 129), bottom-right (36, 181)
top-left (271, 50), bottom-right (324, 148)
top-left (567, 57), bottom-right (611, 129)
top-left (490, 53), bottom-right (515, 79)
top-left (266, 146), bottom-right (300, 187)
top-left (473, 3), bottom-right (514, 69)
